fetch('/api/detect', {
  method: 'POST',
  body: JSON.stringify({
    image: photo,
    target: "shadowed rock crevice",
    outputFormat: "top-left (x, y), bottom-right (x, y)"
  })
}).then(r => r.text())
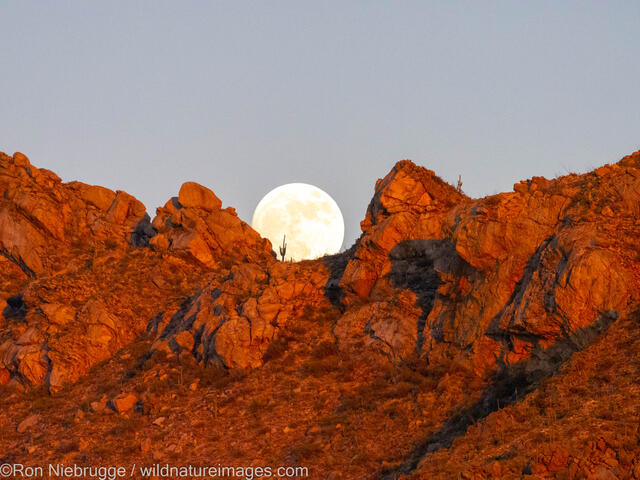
top-left (389, 239), bottom-right (476, 353)
top-left (323, 242), bottom-right (358, 310)
top-left (485, 234), bottom-right (557, 342)
top-left (158, 296), bottom-right (201, 340)
top-left (1, 252), bottom-right (37, 279)
top-left (381, 309), bottom-right (620, 479)
top-left (2, 294), bottom-right (26, 323)
top-left (129, 214), bottom-right (156, 247)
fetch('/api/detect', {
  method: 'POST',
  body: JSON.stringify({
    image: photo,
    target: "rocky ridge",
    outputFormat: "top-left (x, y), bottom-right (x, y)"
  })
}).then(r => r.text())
top-left (1, 149), bottom-right (639, 479)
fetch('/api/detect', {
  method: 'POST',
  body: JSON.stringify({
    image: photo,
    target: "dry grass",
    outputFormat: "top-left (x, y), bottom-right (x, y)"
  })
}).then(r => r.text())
top-left (1, 278), bottom-right (639, 480)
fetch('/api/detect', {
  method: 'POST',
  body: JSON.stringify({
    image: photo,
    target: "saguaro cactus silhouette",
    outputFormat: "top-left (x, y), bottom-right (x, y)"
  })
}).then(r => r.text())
top-left (279, 234), bottom-right (287, 261)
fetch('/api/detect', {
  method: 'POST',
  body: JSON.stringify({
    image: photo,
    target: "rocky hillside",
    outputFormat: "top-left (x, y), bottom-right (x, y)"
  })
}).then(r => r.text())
top-left (1, 150), bottom-right (639, 479)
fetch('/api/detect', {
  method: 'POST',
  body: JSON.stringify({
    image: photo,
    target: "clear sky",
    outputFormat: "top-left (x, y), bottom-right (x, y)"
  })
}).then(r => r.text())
top-left (2, 1), bottom-right (639, 249)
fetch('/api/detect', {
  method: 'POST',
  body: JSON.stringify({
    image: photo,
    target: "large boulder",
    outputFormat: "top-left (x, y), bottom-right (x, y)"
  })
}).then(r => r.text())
top-left (150, 261), bottom-right (331, 369)
top-left (150, 183), bottom-right (274, 267)
top-left (337, 153), bottom-right (640, 376)
top-left (0, 151), bottom-right (148, 277)
top-left (178, 182), bottom-right (222, 211)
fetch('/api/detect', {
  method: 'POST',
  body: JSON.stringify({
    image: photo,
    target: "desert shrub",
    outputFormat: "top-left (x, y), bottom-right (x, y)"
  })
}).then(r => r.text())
top-left (289, 439), bottom-right (323, 461)
top-left (568, 384), bottom-right (588, 395)
top-left (263, 336), bottom-right (290, 362)
top-left (382, 401), bottom-right (404, 419)
top-left (312, 340), bottom-right (338, 359)
top-left (313, 306), bottom-right (339, 324)
top-left (107, 417), bottom-right (144, 436)
top-left (57, 440), bottom-right (80, 455)
top-left (229, 367), bottom-right (248, 382)
top-left (384, 381), bottom-right (416, 399)
top-left (312, 394), bottom-right (328, 411)
top-left (301, 357), bottom-right (338, 377)
top-left (148, 371), bottom-right (181, 395)
top-left (393, 356), bottom-right (444, 390)
top-left (319, 413), bottom-right (348, 427)
top-left (339, 394), bottom-right (367, 412)
top-left (254, 423), bottom-right (270, 436)
top-left (104, 239), bottom-right (119, 250)
top-left (589, 370), bottom-right (613, 387)
top-left (200, 369), bottom-right (233, 389)
top-left (301, 304), bottom-right (339, 325)
top-left (595, 402), bottom-right (616, 420)
top-left (532, 381), bottom-right (560, 415)
top-left (136, 349), bottom-right (167, 371)
top-left (337, 372), bottom-right (424, 416)
top-left (26, 386), bottom-right (57, 411)
top-left (247, 399), bottom-right (263, 418)
top-left (287, 323), bottom-right (307, 336)
top-left (532, 392), bottom-right (547, 415)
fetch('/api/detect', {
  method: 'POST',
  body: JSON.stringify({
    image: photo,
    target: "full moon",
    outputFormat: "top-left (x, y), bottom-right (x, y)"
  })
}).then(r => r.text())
top-left (252, 183), bottom-right (344, 261)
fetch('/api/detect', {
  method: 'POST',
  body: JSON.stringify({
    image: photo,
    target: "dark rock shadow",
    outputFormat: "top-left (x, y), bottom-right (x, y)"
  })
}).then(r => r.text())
top-left (130, 213), bottom-right (156, 247)
top-left (1, 252), bottom-right (36, 279)
top-left (2, 294), bottom-right (26, 323)
top-left (485, 234), bottom-right (557, 342)
top-left (322, 242), bottom-right (359, 310)
top-left (388, 239), bottom-right (476, 353)
top-left (381, 309), bottom-right (619, 479)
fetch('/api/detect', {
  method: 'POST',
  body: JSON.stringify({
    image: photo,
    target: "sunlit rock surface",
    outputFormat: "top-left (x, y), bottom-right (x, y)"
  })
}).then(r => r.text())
top-left (1, 149), bottom-right (640, 479)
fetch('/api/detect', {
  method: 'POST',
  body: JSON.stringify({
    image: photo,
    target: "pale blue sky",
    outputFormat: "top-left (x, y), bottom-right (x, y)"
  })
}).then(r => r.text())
top-left (2, 1), bottom-right (639, 248)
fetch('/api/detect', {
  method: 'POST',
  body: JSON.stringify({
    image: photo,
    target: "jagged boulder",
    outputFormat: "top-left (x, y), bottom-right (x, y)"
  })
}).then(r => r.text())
top-left (178, 181), bottom-right (222, 211)
top-left (0, 153), bottom-right (278, 390)
top-left (0, 151), bottom-right (147, 277)
top-left (336, 152), bottom-right (640, 377)
top-left (341, 160), bottom-right (468, 302)
top-left (150, 182), bottom-right (274, 267)
top-left (151, 261), bottom-right (331, 369)
top-left (2, 147), bottom-right (640, 395)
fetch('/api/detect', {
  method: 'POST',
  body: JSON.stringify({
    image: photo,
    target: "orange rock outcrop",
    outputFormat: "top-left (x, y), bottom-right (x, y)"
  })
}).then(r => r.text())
top-left (1, 149), bottom-right (640, 479)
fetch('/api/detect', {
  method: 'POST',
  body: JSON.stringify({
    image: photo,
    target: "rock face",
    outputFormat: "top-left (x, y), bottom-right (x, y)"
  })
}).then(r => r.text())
top-left (1, 148), bottom-right (640, 479)
top-left (150, 182), bottom-right (274, 267)
top-left (0, 152), bottom-right (275, 389)
top-left (2, 150), bottom-right (640, 390)
top-left (0, 152), bottom-right (146, 277)
top-left (336, 155), bottom-right (640, 377)
top-left (151, 260), bottom-right (330, 369)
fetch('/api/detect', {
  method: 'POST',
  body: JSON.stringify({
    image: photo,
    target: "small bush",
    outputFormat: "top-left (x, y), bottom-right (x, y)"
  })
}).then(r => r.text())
top-left (312, 340), bottom-right (338, 359)
top-left (263, 337), bottom-right (290, 363)
top-left (57, 440), bottom-right (80, 455)
top-left (319, 413), bottom-right (348, 427)
top-left (289, 440), bottom-right (323, 461)
top-left (287, 323), bottom-right (307, 336)
top-left (107, 417), bottom-right (144, 436)
top-left (247, 399), bottom-right (263, 418)
top-left (27, 387), bottom-right (57, 411)
top-left (301, 357), bottom-right (338, 377)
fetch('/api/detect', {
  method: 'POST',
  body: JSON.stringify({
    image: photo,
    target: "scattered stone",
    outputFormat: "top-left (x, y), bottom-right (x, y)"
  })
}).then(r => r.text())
top-left (74, 409), bottom-right (85, 422)
top-left (90, 396), bottom-right (108, 413)
top-left (0, 367), bottom-right (10, 385)
top-left (17, 414), bottom-right (40, 433)
top-left (153, 417), bottom-right (166, 426)
top-left (112, 393), bottom-right (139, 414)
top-left (178, 182), bottom-right (222, 211)
top-left (140, 437), bottom-right (152, 453)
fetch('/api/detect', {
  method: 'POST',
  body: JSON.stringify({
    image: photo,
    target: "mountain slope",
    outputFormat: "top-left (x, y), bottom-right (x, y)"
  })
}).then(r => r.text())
top-left (1, 149), bottom-right (639, 479)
